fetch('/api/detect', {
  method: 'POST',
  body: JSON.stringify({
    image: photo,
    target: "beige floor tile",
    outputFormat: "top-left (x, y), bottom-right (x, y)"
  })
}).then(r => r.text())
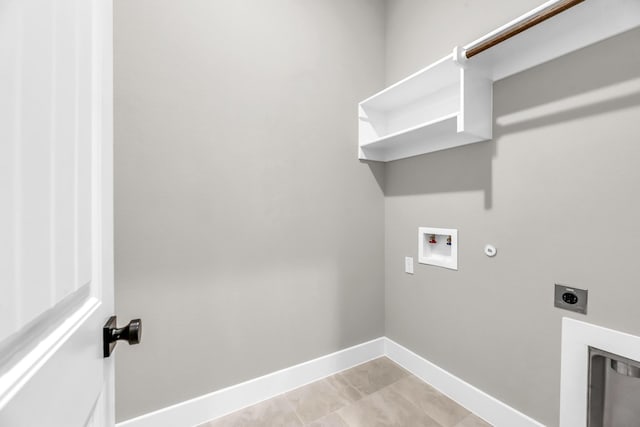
top-left (337, 385), bottom-right (441, 427)
top-left (454, 414), bottom-right (493, 427)
top-left (326, 373), bottom-right (362, 403)
top-left (389, 375), bottom-right (470, 427)
top-left (306, 411), bottom-right (350, 427)
top-left (286, 379), bottom-right (351, 424)
top-left (340, 357), bottom-right (409, 396)
top-left (201, 395), bottom-right (302, 427)
top-left (200, 359), bottom-right (490, 427)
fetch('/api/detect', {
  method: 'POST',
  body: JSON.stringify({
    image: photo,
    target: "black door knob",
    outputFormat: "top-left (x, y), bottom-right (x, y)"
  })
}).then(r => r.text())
top-left (103, 316), bottom-right (142, 357)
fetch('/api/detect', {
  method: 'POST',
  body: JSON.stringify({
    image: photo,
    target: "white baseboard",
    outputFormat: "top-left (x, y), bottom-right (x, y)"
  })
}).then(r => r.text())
top-left (118, 337), bottom-right (544, 427)
top-left (116, 338), bottom-right (385, 427)
top-left (384, 338), bottom-right (544, 427)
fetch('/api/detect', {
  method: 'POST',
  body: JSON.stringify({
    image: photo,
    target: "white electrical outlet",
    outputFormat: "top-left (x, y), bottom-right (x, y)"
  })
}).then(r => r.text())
top-left (404, 257), bottom-right (414, 274)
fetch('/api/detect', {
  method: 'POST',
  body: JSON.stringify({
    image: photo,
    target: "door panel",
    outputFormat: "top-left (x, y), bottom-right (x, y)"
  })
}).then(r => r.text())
top-left (0, 295), bottom-right (102, 426)
top-left (0, 0), bottom-right (114, 425)
top-left (0, 0), bottom-right (21, 340)
top-left (0, 0), bottom-right (95, 341)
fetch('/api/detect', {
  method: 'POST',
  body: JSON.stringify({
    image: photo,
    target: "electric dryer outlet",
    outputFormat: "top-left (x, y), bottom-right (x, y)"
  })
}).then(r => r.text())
top-left (554, 284), bottom-right (588, 314)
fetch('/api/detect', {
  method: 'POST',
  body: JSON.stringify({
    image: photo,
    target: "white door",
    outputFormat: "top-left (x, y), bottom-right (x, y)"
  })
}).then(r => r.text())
top-left (0, 0), bottom-right (115, 426)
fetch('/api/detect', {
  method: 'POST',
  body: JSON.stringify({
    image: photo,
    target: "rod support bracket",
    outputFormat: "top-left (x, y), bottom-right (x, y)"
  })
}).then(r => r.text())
top-left (453, 46), bottom-right (468, 66)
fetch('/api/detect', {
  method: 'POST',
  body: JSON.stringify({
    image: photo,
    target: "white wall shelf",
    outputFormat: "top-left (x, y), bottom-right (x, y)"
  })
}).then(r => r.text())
top-left (358, 54), bottom-right (491, 162)
top-left (464, 0), bottom-right (640, 82)
top-left (358, 0), bottom-right (640, 162)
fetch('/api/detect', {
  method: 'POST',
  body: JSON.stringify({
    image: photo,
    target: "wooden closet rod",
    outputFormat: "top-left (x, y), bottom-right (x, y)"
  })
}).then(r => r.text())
top-left (465, 0), bottom-right (585, 59)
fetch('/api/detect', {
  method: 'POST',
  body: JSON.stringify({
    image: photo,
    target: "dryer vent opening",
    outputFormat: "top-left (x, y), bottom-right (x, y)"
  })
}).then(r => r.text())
top-left (589, 347), bottom-right (640, 427)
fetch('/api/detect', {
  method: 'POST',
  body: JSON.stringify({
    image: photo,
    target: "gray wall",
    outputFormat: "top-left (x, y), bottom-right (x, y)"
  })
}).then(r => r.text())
top-left (384, 1), bottom-right (640, 426)
top-left (114, 0), bottom-right (386, 421)
top-left (115, 0), bottom-right (640, 424)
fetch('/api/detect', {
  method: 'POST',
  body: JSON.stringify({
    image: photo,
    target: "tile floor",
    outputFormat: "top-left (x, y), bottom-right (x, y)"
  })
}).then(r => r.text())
top-left (199, 357), bottom-right (492, 427)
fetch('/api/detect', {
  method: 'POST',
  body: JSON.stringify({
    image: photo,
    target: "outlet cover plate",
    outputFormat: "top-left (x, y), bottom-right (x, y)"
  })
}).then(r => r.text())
top-left (554, 284), bottom-right (588, 314)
